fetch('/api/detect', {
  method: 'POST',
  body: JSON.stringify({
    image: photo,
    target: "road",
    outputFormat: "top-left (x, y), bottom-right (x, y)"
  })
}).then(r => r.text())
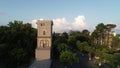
top-left (70, 49), bottom-right (92, 68)
top-left (29, 60), bottom-right (51, 68)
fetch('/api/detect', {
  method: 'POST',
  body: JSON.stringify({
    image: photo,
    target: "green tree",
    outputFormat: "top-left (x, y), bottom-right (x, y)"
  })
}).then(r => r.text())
top-left (76, 41), bottom-right (92, 53)
top-left (92, 23), bottom-right (116, 46)
top-left (59, 50), bottom-right (79, 67)
top-left (61, 32), bottom-right (69, 39)
top-left (82, 29), bottom-right (90, 36)
top-left (0, 20), bottom-right (37, 68)
top-left (52, 32), bottom-right (69, 59)
top-left (92, 23), bottom-right (106, 45)
top-left (76, 41), bottom-right (93, 60)
top-left (68, 31), bottom-right (91, 49)
top-left (111, 34), bottom-right (120, 50)
top-left (11, 48), bottom-right (28, 65)
top-left (57, 43), bottom-right (69, 53)
top-left (0, 26), bottom-right (10, 43)
top-left (53, 43), bottom-right (69, 59)
top-left (105, 24), bottom-right (116, 47)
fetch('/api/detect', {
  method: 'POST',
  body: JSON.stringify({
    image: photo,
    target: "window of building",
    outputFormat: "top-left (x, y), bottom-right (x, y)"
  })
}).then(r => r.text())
top-left (41, 23), bottom-right (45, 26)
top-left (41, 24), bottom-right (42, 26)
top-left (43, 31), bottom-right (46, 35)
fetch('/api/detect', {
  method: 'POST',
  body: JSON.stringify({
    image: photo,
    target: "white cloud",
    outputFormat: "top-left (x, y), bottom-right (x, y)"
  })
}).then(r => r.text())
top-left (116, 24), bottom-right (120, 29)
top-left (71, 16), bottom-right (87, 30)
top-left (31, 19), bottom-right (37, 28)
top-left (31, 15), bottom-right (88, 33)
top-left (53, 18), bottom-right (71, 32)
top-left (115, 24), bottom-right (120, 34)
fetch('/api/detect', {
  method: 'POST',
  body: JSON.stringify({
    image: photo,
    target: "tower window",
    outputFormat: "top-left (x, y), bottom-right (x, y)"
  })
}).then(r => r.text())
top-left (43, 31), bottom-right (46, 35)
top-left (41, 24), bottom-right (42, 26)
top-left (41, 23), bottom-right (45, 26)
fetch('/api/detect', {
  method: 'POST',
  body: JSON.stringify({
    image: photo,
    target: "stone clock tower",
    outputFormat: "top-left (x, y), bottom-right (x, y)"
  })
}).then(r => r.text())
top-left (36, 20), bottom-right (53, 61)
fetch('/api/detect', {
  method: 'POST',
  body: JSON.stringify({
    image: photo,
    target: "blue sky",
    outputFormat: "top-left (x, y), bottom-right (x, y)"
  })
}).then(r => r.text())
top-left (0, 0), bottom-right (120, 33)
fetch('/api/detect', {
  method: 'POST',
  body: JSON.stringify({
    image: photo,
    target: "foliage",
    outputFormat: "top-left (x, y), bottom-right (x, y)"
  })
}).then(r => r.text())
top-left (51, 23), bottom-right (119, 68)
top-left (91, 23), bottom-right (116, 46)
top-left (82, 29), bottom-right (90, 36)
top-left (100, 53), bottom-right (120, 68)
top-left (90, 23), bottom-right (118, 67)
top-left (59, 50), bottom-right (79, 64)
top-left (61, 32), bottom-right (69, 39)
top-left (52, 32), bottom-right (68, 59)
top-left (57, 43), bottom-right (69, 53)
top-left (111, 35), bottom-right (120, 50)
top-left (68, 31), bottom-right (91, 49)
top-left (0, 20), bottom-right (37, 68)
top-left (76, 41), bottom-right (93, 54)
top-left (111, 54), bottom-right (120, 68)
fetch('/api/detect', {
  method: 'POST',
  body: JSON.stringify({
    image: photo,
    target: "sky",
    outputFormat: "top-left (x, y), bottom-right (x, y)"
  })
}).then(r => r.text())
top-left (0, 0), bottom-right (120, 33)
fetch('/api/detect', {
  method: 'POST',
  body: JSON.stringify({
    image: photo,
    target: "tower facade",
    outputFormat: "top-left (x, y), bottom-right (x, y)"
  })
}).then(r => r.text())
top-left (36, 20), bottom-right (53, 61)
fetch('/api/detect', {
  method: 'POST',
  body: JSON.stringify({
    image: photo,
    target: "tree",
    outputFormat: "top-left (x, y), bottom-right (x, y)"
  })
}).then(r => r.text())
top-left (68, 35), bottom-right (77, 48)
top-left (82, 29), bottom-right (90, 36)
top-left (112, 34), bottom-right (120, 50)
top-left (105, 24), bottom-right (116, 47)
top-left (111, 54), bottom-right (120, 68)
top-left (52, 32), bottom-right (69, 59)
top-left (92, 23), bottom-right (106, 45)
top-left (106, 24), bottom-right (116, 31)
top-left (99, 53), bottom-right (120, 68)
top-left (0, 20), bottom-right (37, 67)
top-left (92, 23), bottom-right (116, 46)
top-left (59, 50), bottom-right (79, 67)
top-left (68, 31), bottom-right (91, 49)
top-left (0, 26), bottom-right (10, 43)
top-left (57, 43), bottom-right (69, 54)
top-left (68, 30), bottom-right (81, 36)
top-left (10, 48), bottom-right (28, 65)
top-left (61, 32), bottom-right (69, 39)
top-left (76, 41), bottom-right (83, 52)
top-left (76, 41), bottom-right (91, 53)
top-left (76, 41), bottom-right (93, 60)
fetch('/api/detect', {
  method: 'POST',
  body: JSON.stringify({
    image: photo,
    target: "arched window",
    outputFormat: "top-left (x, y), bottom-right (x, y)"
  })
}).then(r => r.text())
top-left (40, 40), bottom-right (44, 48)
top-left (43, 31), bottom-right (46, 35)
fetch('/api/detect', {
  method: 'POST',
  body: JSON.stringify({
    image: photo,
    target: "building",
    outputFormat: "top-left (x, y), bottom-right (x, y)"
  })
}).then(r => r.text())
top-left (35, 20), bottom-right (53, 61)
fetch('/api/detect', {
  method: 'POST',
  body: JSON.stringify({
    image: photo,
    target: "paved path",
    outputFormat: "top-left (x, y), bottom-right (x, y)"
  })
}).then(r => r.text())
top-left (29, 60), bottom-right (51, 68)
